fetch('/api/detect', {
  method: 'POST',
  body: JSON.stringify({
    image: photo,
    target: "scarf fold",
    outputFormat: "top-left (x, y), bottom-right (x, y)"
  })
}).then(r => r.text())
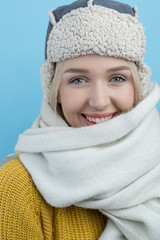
top-left (15, 82), bottom-right (160, 240)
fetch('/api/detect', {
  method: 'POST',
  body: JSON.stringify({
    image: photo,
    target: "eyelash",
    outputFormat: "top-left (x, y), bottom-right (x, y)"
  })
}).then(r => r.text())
top-left (70, 77), bottom-right (87, 84)
top-left (110, 76), bottom-right (126, 83)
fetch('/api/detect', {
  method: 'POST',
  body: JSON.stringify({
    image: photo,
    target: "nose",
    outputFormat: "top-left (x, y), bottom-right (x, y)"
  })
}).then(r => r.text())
top-left (88, 82), bottom-right (111, 110)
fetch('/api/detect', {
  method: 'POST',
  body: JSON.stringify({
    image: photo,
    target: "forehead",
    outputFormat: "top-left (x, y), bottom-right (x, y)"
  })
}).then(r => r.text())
top-left (63, 55), bottom-right (129, 70)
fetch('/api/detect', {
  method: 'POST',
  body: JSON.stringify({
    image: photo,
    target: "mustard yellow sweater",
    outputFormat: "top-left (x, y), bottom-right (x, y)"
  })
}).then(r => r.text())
top-left (0, 159), bottom-right (107, 239)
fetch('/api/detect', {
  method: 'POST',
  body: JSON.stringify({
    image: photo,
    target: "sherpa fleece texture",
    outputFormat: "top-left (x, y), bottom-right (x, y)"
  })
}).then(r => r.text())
top-left (41, 0), bottom-right (151, 102)
top-left (45, 0), bottom-right (135, 59)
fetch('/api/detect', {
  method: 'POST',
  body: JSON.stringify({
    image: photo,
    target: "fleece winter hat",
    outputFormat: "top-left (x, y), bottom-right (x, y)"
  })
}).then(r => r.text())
top-left (41, 0), bottom-right (151, 102)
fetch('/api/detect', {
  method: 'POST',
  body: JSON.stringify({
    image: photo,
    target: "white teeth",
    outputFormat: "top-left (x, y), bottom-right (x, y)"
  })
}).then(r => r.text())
top-left (86, 115), bottom-right (113, 123)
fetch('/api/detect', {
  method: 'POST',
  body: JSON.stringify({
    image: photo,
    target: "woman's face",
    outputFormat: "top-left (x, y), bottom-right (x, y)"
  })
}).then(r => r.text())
top-left (58, 54), bottom-right (135, 127)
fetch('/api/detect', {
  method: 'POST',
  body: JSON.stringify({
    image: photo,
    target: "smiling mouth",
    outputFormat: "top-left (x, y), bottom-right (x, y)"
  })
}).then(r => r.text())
top-left (81, 112), bottom-right (118, 125)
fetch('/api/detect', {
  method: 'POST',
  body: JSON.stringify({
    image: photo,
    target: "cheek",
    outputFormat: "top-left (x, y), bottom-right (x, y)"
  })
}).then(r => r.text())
top-left (59, 89), bottom-right (86, 116)
top-left (114, 86), bottom-right (135, 111)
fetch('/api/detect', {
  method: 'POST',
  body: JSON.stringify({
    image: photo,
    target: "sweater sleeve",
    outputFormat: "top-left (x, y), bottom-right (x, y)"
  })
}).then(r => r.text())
top-left (0, 159), bottom-right (45, 240)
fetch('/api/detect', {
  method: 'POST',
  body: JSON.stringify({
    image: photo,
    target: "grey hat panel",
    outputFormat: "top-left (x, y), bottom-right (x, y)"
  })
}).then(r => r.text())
top-left (54, 0), bottom-right (88, 23)
top-left (54, 0), bottom-right (135, 23)
top-left (93, 0), bottom-right (135, 16)
top-left (45, 22), bottom-right (52, 60)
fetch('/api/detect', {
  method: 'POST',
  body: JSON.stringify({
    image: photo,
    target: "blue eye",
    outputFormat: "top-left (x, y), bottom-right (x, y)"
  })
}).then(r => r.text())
top-left (71, 78), bottom-right (86, 84)
top-left (111, 76), bottom-right (125, 82)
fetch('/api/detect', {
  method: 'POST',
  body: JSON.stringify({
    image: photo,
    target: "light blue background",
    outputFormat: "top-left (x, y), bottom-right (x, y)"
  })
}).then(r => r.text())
top-left (0, 0), bottom-right (160, 161)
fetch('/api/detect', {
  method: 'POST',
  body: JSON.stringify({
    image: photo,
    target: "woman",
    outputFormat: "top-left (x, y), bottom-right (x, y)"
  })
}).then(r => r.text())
top-left (1, 0), bottom-right (160, 239)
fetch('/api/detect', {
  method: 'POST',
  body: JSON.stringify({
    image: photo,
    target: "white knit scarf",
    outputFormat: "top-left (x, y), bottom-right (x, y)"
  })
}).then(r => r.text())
top-left (15, 82), bottom-right (160, 240)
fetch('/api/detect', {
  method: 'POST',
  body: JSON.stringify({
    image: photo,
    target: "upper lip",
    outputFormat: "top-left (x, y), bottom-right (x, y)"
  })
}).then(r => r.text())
top-left (82, 112), bottom-right (117, 118)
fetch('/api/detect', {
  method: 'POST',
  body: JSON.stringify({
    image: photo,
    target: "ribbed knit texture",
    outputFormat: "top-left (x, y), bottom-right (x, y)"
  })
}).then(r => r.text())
top-left (0, 159), bottom-right (106, 240)
top-left (52, 206), bottom-right (106, 239)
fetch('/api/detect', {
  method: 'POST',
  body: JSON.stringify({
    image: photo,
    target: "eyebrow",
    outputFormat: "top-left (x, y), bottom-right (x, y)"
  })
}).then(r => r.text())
top-left (107, 66), bottom-right (130, 72)
top-left (63, 65), bottom-right (130, 74)
top-left (64, 68), bottom-right (89, 74)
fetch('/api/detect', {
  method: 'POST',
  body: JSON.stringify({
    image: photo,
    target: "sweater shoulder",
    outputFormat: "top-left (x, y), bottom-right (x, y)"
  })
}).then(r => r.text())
top-left (0, 158), bottom-right (43, 209)
top-left (0, 159), bottom-right (45, 239)
top-left (0, 158), bottom-right (39, 194)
